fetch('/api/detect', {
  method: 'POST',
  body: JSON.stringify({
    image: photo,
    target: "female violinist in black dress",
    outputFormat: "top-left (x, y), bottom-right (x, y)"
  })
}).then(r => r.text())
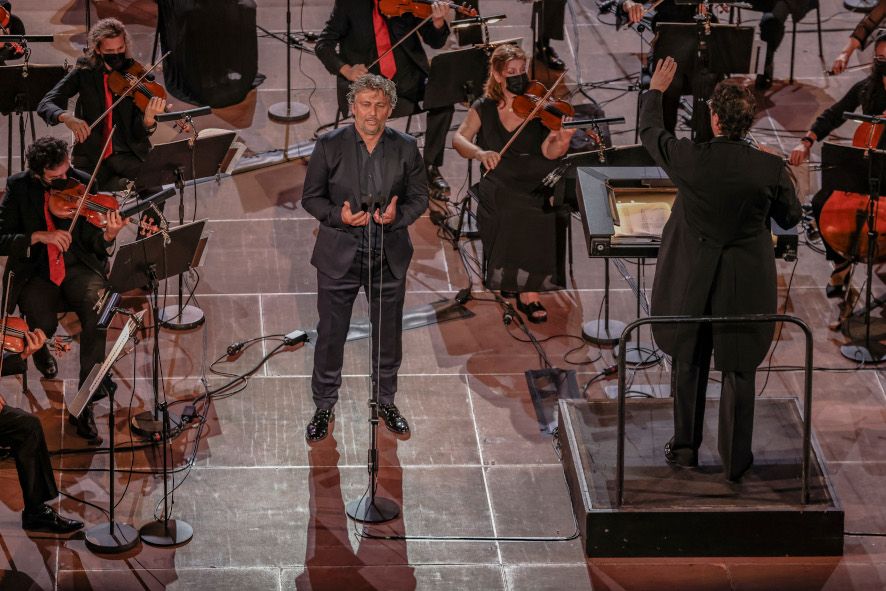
top-left (452, 43), bottom-right (575, 323)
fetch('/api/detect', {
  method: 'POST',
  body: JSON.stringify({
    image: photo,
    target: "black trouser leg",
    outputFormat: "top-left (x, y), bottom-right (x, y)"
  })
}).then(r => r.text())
top-left (759, 3), bottom-right (789, 68)
top-left (671, 325), bottom-right (713, 459)
top-left (718, 369), bottom-right (756, 479)
top-left (423, 105), bottom-right (454, 169)
top-left (364, 254), bottom-right (406, 406)
top-left (534, 0), bottom-right (566, 41)
top-left (60, 264), bottom-right (107, 388)
top-left (17, 276), bottom-right (63, 342)
top-left (312, 262), bottom-right (362, 410)
top-left (0, 407), bottom-right (58, 511)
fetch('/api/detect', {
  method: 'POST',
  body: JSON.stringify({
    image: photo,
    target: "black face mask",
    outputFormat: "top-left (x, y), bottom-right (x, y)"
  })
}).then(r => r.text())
top-left (38, 176), bottom-right (71, 191)
top-left (100, 52), bottom-right (128, 71)
top-left (875, 58), bottom-right (886, 78)
top-left (505, 73), bottom-right (529, 95)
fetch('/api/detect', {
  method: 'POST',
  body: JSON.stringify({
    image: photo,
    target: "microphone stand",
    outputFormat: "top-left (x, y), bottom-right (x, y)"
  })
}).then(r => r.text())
top-left (346, 191), bottom-right (399, 523)
top-left (267, 0), bottom-right (310, 151)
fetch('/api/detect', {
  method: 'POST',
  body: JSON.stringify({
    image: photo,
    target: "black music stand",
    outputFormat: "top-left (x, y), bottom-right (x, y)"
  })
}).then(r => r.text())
top-left (0, 63), bottom-right (65, 173)
top-left (71, 311), bottom-right (145, 554)
top-left (821, 140), bottom-right (886, 363)
top-left (653, 22), bottom-right (754, 141)
top-left (110, 219), bottom-right (208, 441)
top-left (135, 132), bottom-right (233, 330)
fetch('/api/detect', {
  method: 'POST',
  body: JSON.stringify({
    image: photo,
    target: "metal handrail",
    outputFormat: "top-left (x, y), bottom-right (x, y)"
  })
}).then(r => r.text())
top-left (615, 314), bottom-right (814, 508)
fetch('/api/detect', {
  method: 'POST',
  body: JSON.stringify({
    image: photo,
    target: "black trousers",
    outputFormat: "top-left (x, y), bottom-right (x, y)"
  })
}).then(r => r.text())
top-left (312, 250), bottom-right (407, 410)
top-left (534, 0), bottom-right (567, 42)
top-left (17, 263), bottom-right (106, 387)
top-left (669, 325), bottom-right (756, 479)
top-left (0, 406), bottom-right (58, 512)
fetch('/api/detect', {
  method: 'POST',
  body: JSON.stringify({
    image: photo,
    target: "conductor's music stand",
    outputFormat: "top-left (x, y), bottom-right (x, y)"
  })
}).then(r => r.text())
top-left (70, 311), bottom-right (145, 554)
top-left (134, 132), bottom-right (232, 330)
top-left (110, 219), bottom-right (209, 441)
top-left (653, 22), bottom-right (754, 141)
top-left (821, 140), bottom-right (886, 363)
top-left (0, 62), bottom-right (65, 173)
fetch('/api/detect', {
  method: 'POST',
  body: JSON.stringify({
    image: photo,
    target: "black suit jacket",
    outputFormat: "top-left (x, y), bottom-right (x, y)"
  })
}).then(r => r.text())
top-left (302, 125), bottom-right (428, 280)
top-left (639, 90), bottom-right (801, 371)
top-left (315, 0), bottom-right (449, 116)
top-left (0, 170), bottom-right (112, 306)
top-left (36, 59), bottom-right (152, 166)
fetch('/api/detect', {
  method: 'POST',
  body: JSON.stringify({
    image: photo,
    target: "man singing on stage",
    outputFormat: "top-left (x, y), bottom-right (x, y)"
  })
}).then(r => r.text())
top-left (301, 74), bottom-right (429, 442)
top-left (640, 58), bottom-right (801, 481)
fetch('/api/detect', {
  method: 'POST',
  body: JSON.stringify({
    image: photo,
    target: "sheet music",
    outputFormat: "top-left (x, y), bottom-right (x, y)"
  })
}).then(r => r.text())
top-left (609, 188), bottom-right (676, 238)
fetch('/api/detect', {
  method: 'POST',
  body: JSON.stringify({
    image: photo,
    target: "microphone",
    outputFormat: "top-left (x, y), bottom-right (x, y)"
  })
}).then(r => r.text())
top-left (502, 304), bottom-right (515, 326)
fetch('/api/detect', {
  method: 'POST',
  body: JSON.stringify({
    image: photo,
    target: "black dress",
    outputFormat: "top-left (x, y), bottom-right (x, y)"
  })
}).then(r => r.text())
top-left (472, 97), bottom-right (567, 292)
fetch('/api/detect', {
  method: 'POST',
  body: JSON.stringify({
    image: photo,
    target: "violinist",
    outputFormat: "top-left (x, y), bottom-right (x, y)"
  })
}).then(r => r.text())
top-left (0, 137), bottom-right (129, 442)
top-left (315, 0), bottom-right (455, 199)
top-left (451, 43), bottom-right (575, 323)
top-left (0, 1), bottom-right (25, 66)
top-left (36, 18), bottom-right (165, 193)
top-left (789, 31), bottom-right (886, 298)
top-left (0, 328), bottom-right (84, 534)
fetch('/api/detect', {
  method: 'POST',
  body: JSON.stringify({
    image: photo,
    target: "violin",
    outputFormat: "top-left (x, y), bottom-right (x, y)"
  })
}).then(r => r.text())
top-left (0, 316), bottom-right (70, 356)
top-left (0, 5), bottom-right (25, 59)
top-left (378, 0), bottom-right (478, 18)
top-left (818, 115), bottom-right (886, 261)
top-left (47, 177), bottom-right (121, 230)
top-left (511, 80), bottom-right (575, 131)
top-left (106, 58), bottom-right (190, 133)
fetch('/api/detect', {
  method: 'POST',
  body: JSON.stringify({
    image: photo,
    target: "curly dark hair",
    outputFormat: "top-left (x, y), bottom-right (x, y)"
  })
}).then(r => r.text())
top-left (709, 81), bottom-right (756, 141)
top-left (25, 137), bottom-right (69, 176)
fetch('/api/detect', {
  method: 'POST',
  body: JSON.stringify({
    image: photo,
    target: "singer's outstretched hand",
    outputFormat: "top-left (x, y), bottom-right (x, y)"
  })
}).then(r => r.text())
top-left (374, 196), bottom-right (398, 225)
top-left (341, 201), bottom-right (369, 226)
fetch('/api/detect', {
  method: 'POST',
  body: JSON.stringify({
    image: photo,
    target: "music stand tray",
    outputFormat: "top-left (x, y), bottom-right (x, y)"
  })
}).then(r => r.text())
top-left (653, 23), bottom-right (756, 76)
top-left (820, 141), bottom-right (885, 195)
top-left (134, 132), bottom-right (236, 192)
top-left (423, 46), bottom-right (490, 111)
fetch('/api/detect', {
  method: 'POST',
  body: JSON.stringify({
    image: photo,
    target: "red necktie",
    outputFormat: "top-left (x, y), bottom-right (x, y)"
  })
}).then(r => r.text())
top-left (43, 193), bottom-right (66, 286)
top-left (372, 0), bottom-right (397, 79)
top-left (102, 72), bottom-right (114, 158)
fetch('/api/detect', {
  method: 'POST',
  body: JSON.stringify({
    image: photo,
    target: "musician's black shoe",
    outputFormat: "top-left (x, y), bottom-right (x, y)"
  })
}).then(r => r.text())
top-left (68, 405), bottom-right (100, 443)
top-left (427, 165), bottom-right (451, 200)
top-left (379, 403), bottom-right (410, 435)
top-left (727, 454), bottom-right (754, 483)
top-left (664, 438), bottom-right (698, 468)
top-left (22, 505), bottom-right (83, 534)
top-left (32, 345), bottom-right (57, 379)
top-left (535, 43), bottom-right (565, 70)
top-left (305, 408), bottom-right (334, 442)
top-left (755, 62), bottom-right (774, 90)
top-left (89, 374), bottom-right (117, 403)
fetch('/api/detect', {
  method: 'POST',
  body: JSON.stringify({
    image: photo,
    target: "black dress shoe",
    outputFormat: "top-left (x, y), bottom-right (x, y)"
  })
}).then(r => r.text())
top-left (535, 44), bottom-right (565, 70)
top-left (664, 438), bottom-right (698, 468)
top-left (22, 504), bottom-right (83, 534)
top-left (306, 408), bottom-right (334, 442)
top-left (32, 345), bottom-right (58, 379)
top-left (90, 374), bottom-right (117, 403)
top-left (727, 454), bottom-right (754, 482)
top-left (379, 403), bottom-right (410, 434)
top-left (427, 165), bottom-right (451, 200)
top-left (68, 405), bottom-right (100, 442)
top-left (755, 61), bottom-right (774, 90)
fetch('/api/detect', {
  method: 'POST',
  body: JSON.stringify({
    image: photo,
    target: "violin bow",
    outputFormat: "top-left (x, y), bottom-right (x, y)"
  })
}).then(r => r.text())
top-left (65, 126), bottom-right (115, 237)
top-left (82, 50), bottom-right (171, 138)
top-left (368, 16), bottom-right (433, 72)
top-left (0, 271), bottom-right (13, 378)
top-left (483, 70), bottom-right (568, 178)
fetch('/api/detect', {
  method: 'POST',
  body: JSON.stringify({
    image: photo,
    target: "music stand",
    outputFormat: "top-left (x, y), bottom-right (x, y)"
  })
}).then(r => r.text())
top-left (653, 22), bottom-right (754, 140)
top-left (72, 311), bottom-right (145, 554)
top-left (110, 219), bottom-right (208, 440)
top-left (821, 140), bottom-right (886, 362)
top-left (0, 64), bottom-right (66, 173)
top-left (135, 132), bottom-right (233, 330)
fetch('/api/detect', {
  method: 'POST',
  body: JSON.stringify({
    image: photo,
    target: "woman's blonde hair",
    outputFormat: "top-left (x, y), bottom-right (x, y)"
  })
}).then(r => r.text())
top-left (84, 18), bottom-right (133, 67)
top-left (484, 43), bottom-right (528, 104)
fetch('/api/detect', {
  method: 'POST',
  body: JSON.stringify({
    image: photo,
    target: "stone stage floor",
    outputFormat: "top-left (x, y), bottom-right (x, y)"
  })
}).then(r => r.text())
top-left (1, 0), bottom-right (886, 589)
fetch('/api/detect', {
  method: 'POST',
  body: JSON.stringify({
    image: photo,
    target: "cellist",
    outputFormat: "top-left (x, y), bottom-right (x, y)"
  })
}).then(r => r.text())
top-left (790, 31), bottom-right (886, 299)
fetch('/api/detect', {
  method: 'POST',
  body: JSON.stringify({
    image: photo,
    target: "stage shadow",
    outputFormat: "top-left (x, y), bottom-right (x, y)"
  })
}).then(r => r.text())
top-left (296, 434), bottom-right (415, 591)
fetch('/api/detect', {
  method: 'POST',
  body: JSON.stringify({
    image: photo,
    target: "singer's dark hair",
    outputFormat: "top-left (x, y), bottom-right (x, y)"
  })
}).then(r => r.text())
top-left (709, 80), bottom-right (755, 141)
top-left (26, 137), bottom-right (69, 176)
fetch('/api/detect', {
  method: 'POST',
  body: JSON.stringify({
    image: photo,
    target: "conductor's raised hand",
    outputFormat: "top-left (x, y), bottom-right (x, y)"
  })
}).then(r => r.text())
top-left (373, 196), bottom-right (398, 225)
top-left (649, 57), bottom-right (678, 93)
top-left (341, 201), bottom-right (369, 227)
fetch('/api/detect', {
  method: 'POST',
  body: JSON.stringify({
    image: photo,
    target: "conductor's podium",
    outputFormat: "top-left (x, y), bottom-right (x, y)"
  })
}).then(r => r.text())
top-left (558, 398), bottom-right (844, 557)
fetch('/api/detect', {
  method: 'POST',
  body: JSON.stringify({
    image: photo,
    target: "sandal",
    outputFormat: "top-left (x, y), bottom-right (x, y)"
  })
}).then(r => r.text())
top-left (516, 295), bottom-right (547, 324)
top-left (826, 261), bottom-right (851, 299)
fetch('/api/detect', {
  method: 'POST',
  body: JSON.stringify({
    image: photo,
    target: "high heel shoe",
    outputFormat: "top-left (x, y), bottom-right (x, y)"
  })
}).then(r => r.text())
top-left (826, 261), bottom-right (851, 299)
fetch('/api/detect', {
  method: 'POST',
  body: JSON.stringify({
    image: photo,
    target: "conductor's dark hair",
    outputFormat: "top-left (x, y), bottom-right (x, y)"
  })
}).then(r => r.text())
top-left (709, 80), bottom-right (756, 141)
top-left (26, 137), bottom-right (69, 176)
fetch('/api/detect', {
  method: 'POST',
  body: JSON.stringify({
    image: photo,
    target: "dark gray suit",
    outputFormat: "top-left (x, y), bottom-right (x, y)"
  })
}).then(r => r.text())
top-left (302, 125), bottom-right (428, 409)
top-left (639, 90), bottom-right (801, 478)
